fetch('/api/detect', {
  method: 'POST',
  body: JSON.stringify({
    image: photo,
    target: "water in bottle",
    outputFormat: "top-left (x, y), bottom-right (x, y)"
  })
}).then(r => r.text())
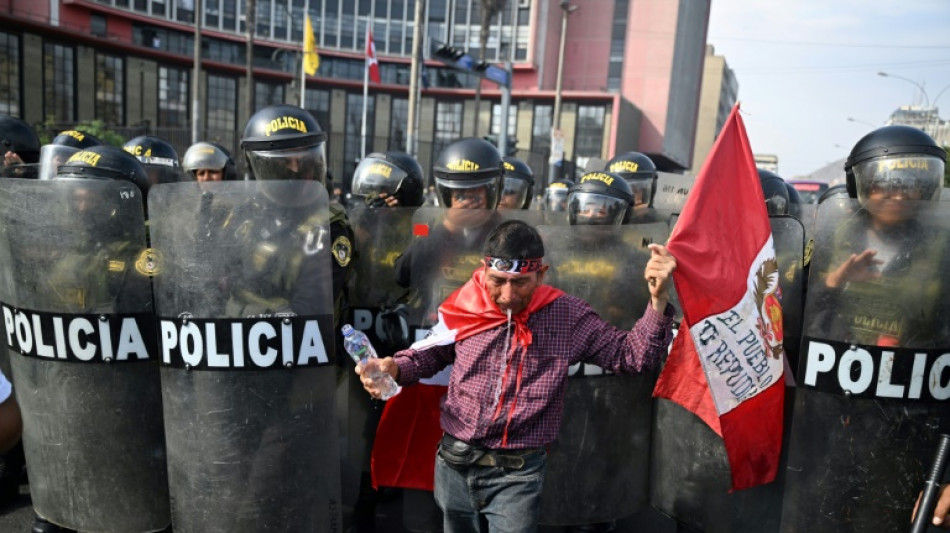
top-left (341, 324), bottom-right (399, 400)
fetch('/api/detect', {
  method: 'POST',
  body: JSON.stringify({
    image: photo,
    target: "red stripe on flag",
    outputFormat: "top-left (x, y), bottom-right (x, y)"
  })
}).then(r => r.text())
top-left (371, 383), bottom-right (447, 491)
top-left (719, 380), bottom-right (784, 490)
top-left (652, 329), bottom-right (721, 435)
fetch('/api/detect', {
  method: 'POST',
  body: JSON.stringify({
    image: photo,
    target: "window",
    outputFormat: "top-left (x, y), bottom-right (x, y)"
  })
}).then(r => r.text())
top-left (0, 32), bottom-right (19, 116)
top-left (434, 101), bottom-right (463, 158)
top-left (96, 53), bottom-right (124, 125)
top-left (490, 104), bottom-right (516, 138)
top-left (532, 105), bottom-right (552, 153)
top-left (206, 75), bottom-right (237, 146)
top-left (158, 66), bottom-right (189, 128)
top-left (44, 42), bottom-right (75, 123)
top-left (305, 87), bottom-right (330, 131)
top-left (91, 14), bottom-right (107, 38)
top-left (254, 81), bottom-right (285, 112)
top-left (389, 98), bottom-right (408, 151)
top-left (574, 105), bottom-right (606, 158)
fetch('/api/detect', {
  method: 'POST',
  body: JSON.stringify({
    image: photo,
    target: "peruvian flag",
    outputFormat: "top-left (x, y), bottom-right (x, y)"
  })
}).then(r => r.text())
top-left (366, 27), bottom-right (381, 84)
top-left (652, 103), bottom-right (785, 491)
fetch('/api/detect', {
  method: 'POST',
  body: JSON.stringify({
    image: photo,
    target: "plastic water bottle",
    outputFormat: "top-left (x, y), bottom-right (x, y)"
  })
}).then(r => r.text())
top-left (341, 324), bottom-right (399, 400)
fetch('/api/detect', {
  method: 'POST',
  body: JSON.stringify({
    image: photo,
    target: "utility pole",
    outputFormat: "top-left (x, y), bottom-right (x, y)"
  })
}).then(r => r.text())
top-left (191, 0), bottom-right (202, 144)
top-left (245, 0), bottom-right (256, 122)
top-left (406, 0), bottom-right (425, 157)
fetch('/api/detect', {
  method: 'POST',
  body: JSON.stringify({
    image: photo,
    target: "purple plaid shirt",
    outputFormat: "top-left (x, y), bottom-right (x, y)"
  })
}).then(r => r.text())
top-left (394, 294), bottom-right (675, 449)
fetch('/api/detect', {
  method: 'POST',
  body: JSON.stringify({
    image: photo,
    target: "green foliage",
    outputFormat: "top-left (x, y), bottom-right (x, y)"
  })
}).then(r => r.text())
top-left (37, 116), bottom-right (127, 147)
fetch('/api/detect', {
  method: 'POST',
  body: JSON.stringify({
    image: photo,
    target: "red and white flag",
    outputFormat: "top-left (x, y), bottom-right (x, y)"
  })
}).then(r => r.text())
top-left (366, 27), bottom-right (381, 84)
top-left (652, 103), bottom-right (785, 491)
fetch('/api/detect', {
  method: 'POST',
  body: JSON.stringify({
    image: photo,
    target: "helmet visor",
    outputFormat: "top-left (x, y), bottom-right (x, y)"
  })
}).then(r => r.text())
top-left (498, 177), bottom-right (530, 209)
top-left (39, 145), bottom-right (80, 181)
top-left (246, 144), bottom-right (327, 184)
top-left (627, 178), bottom-right (653, 207)
top-left (765, 192), bottom-right (789, 215)
top-left (568, 191), bottom-right (628, 226)
top-left (853, 154), bottom-right (944, 205)
top-left (435, 176), bottom-right (500, 209)
top-left (543, 188), bottom-right (570, 211)
top-left (352, 157), bottom-right (409, 199)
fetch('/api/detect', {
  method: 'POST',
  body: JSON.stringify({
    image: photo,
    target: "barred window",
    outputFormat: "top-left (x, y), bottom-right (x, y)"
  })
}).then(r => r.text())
top-left (574, 105), bottom-right (606, 158)
top-left (158, 66), bottom-right (189, 128)
top-left (206, 74), bottom-right (236, 134)
top-left (434, 101), bottom-right (463, 158)
top-left (0, 31), bottom-right (20, 116)
top-left (95, 52), bottom-right (124, 125)
top-left (44, 42), bottom-right (75, 123)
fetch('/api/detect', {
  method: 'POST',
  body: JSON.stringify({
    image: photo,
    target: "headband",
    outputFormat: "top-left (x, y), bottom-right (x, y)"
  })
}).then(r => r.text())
top-left (484, 256), bottom-right (543, 274)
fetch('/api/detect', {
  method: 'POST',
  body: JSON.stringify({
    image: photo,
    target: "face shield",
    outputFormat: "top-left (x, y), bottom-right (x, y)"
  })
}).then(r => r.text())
top-left (627, 178), bottom-right (653, 208)
top-left (39, 144), bottom-right (81, 180)
top-left (765, 192), bottom-right (789, 215)
top-left (568, 191), bottom-right (629, 226)
top-left (352, 157), bottom-right (408, 206)
top-left (434, 175), bottom-right (500, 210)
top-left (246, 143), bottom-right (327, 184)
top-left (853, 154), bottom-right (944, 206)
top-left (143, 163), bottom-right (188, 185)
top-left (543, 187), bottom-right (570, 212)
top-left (498, 177), bottom-right (531, 209)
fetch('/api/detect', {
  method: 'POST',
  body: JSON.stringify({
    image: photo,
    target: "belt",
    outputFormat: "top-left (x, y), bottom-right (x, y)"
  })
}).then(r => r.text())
top-left (473, 448), bottom-right (541, 469)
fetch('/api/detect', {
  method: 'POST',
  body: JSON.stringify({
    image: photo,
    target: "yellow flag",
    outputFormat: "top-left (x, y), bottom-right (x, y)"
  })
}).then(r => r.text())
top-left (303, 14), bottom-right (319, 76)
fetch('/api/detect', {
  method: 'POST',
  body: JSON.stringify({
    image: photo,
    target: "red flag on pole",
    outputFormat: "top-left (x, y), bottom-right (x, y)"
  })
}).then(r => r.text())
top-left (652, 103), bottom-right (785, 491)
top-left (366, 27), bottom-right (381, 84)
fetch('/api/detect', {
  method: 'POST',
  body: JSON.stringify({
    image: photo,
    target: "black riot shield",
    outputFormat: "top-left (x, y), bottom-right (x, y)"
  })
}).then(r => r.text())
top-left (649, 216), bottom-right (805, 533)
top-left (149, 181), bottom-right (340, 533)
top-left (537, 223), bottom-right (668, 525)
top-left (0, 178), bottom-right (168, 531)
top-left (780, 200), bottom-right (950, 533)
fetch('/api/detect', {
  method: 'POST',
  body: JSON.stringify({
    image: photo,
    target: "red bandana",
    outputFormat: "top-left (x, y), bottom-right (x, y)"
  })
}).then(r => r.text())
top-left (438, 268), bottom-right (564, 446)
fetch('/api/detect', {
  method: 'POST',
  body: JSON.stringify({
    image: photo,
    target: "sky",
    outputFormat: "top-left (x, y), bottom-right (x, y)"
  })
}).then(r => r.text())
top-left (705, 0), bottom-right (950, 178)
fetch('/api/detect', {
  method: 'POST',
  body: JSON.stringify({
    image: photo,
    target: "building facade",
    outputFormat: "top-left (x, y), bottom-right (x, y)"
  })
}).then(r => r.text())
top-left (691, 44), bottom-right (737, 174)
top-left (0, 0), bottom-right (709, 188)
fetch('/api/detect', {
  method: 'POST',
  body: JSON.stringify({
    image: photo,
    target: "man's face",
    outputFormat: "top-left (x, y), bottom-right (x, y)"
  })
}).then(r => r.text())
top-left (484, 264), bottom-right (547, 315)
top-left (450, 186), bottom-right (488, 209)
top-left (866, 178), bottom-right (922, 227)
top-left (195, 168), bottom-right (224, 182)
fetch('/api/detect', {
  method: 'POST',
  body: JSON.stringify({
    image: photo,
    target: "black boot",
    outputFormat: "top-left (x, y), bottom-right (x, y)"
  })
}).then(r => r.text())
top-left (31, 514), bottom-right (77, 533)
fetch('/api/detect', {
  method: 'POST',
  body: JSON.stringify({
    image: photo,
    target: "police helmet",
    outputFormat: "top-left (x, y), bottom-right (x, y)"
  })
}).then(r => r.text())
top-left (123, 135), bottom-right (185, 184)
top-left (783, 181), bottom-right (803, 219)
top-left (182, 141), bottom-right (238, 181)
top-left (56, 145), bottom-right (150, 196)
top-left (431, 138), bottom-right (503, 210)
top-left (817, 184), bottom-right (850, 204)
top-left (0, 115), bottom-right (40, 164)
top-left (543, 179), bottom-right (575, 212)
top-left (39, 130), bottom-right (103, 180)
top-left (241, 104), bottom-right (327, 185)
top-left (844, 125), bottom-right (945, 205)
top-left (606, 151), bottom-right (658, 208)
top-left (499, 156), bottom-right (535, 210)
top-left (759, 169), bottom-right (791, 216)
top-left (568, 171), bottom-right (634, 226)
top-left (351, 151), bottom-right (425, 207)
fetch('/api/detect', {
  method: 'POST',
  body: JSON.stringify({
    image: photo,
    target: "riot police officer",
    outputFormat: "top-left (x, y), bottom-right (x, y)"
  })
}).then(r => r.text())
top-left (781, 125), bottom-right (950, 533)
top-left (181, 141), bottom-right (238, 182)
top-left (542, 178), bottom-right (574, 213)
top-left (123, 135), bottom-right (186, 185)
top-left (20, 145), bottom-right (167, 533)
top-left (351, 150), bottom-right (425, 208)
top-left (37, 130), bottom-right (102, 180)
top-left (567, 171), bottom-right (635, 226)
top-left (605, 151), bottom-right (657, 209)
top-left (498, 155), bottom-right (535, 210)
top-left (759, 168), bottom-right (791, 216)
top-left (0, 115), bottom-right (40, 178)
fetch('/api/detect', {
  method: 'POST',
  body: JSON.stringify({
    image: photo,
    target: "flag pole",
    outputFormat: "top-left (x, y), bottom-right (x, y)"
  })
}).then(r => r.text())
top-left (361, 24), bottom-right (370, 160)
top-left (300, 49), bottom-right (306, 108)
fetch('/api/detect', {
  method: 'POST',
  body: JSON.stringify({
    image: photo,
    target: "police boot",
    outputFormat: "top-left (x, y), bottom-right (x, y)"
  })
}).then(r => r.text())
top-left (31, 514), bottom-right (76, 533)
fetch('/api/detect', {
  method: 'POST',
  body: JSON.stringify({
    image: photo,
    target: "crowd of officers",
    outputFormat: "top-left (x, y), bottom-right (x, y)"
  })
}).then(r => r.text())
top-left (0, 104), bottom-right (948, 533)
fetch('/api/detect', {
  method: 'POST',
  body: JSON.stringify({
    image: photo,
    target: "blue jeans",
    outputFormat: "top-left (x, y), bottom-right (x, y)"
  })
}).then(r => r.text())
top-left (433, 448), bottom-right (547, 533)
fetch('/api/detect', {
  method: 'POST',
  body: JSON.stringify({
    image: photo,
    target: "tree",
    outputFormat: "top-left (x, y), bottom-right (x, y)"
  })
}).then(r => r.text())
top-left (38, 116), bottom-right (126, 147)
top-left (473, 0), bottom-right (506, 137)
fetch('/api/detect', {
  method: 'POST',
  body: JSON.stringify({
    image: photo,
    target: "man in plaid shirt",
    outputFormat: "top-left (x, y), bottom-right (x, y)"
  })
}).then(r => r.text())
top-left (359, 220), bottom-right (677, 532)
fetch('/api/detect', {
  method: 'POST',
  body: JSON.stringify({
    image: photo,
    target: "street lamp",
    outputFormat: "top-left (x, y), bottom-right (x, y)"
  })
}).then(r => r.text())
top-left (553, 0), bottom-right (578, 131)
top-left (878, 71), bottom-right (930, 107)
top-left (551, 0), bottom-right (578, 183)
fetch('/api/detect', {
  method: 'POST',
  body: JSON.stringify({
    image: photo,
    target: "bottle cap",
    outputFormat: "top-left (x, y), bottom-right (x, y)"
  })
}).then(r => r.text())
top-left (341, 324), bottom-right (354, 336)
